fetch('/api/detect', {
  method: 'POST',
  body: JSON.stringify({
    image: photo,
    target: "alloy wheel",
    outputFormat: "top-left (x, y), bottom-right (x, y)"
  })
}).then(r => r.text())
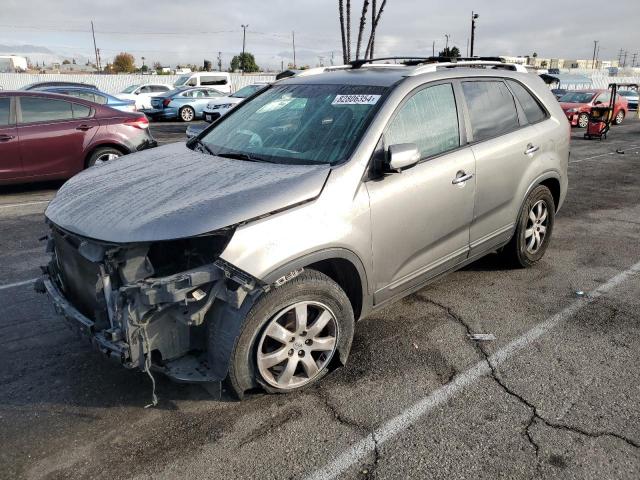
top-left (578, 114), bottom-right (589, 128)
top-left (615, 111), bottom-right (624, 124)
top-left (181, 108), bottom-right (195, 121)
top-left (94, 152), bottom-right (120, 165)
top-left (256, 301), bottom-right (338, 390)
top-left (524, 200), bottom-right (548, 254)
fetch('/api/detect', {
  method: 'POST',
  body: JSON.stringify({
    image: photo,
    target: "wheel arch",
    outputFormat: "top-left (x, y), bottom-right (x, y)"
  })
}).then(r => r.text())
top-left (262, 248), bottom-right (370, 322)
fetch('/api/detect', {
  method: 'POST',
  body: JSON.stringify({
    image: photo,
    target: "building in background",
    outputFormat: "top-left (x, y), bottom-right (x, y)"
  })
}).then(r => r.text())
top-left (0, 55), bottom-right (28, 72)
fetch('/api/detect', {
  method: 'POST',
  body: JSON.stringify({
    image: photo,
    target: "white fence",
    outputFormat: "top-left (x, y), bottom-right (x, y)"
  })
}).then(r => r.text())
top-left (0, 73), bottom-right (276, 95)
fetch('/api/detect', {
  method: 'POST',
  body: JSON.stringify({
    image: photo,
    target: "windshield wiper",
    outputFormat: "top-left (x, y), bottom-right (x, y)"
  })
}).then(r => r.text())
top-left (215, 152), bottom-right (274, 163)
top-left (191, 138), bottom-right (214, 156)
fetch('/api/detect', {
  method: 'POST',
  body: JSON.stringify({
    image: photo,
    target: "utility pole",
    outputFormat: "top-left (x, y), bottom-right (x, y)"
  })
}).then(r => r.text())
top-left (470, 12), bottom-right (479, 57)
top-left (466, 38), bottom-right (469, 57)
top-left (318, 55), bottom-right (325, 67)
top-left (432, 41), bottom-right (435, 57)
top-left (330, 51), bottom-right (335, 66)
top-left (622, 50), bottom-right (628, 67)
top-left (96, 48), bottom-right (102, 73)
top-left (632, 53), bottom-right (638, 68)
top-left (91, 21), bottom-right (100, 73)
top-left (217, 51), bottom-right (222, 71)
top-left (240, 24), bottom-right (248, 75)
top-left (444, 34), bottom-right (450, 50)
top-left (618, 48), bottom-right (624, 66)
top-left (591, 40), bottom-right (598, 69)
top-left (292, 31), bottom-right (297, 68)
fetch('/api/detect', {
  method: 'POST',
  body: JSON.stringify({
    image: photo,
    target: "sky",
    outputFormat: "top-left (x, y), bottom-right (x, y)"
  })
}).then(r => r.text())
top-left (2, 0), bottom-right (639, 70)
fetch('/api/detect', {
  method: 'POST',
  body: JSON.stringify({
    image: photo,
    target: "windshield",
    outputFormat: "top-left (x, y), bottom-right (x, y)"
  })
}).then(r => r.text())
top-left (121, 84), bottom-right (140, 94)
top-left (618, 90), bottom-right (637, 97)
top-left (559, 92), bottom-right (596, 103)
top-left (199, 84), bottom-right (387, 165)
top-left (174, 75), bottom-right (192, 86)
top-left (232, 84), bottom-right (265, 98)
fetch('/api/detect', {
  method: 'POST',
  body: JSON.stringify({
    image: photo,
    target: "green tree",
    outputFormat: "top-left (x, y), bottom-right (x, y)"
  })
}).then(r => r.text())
top-left (438, 46), bottom-right (461, 58)
top-left (112, 52), bottom-right (136, 73)
top-left (230, 52), bottom-right (260, 72)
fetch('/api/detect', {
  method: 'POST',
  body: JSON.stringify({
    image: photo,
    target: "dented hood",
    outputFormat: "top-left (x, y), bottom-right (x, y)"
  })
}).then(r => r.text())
top-left (45, 142), bottom-right (330, 243)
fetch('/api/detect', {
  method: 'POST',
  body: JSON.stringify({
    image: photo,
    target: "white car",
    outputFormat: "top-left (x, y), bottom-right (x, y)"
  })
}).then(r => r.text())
top-left (115, 83), bottom-right (172, 110)
top-left (202, 83), bottom-right (269, 123)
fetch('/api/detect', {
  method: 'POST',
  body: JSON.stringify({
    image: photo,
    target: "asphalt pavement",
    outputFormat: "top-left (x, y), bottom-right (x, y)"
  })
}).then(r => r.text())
top-left (1, 118), bottom-right (639, 479)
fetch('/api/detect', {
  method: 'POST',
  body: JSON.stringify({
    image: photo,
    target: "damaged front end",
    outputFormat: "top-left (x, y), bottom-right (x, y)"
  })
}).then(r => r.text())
top-left (37, 223), bottom-right (262, 384)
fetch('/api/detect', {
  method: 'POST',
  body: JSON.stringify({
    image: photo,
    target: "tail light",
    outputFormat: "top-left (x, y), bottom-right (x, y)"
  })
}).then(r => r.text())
top-left (125, 115), bottom-right (149, 129)
top-left (162, 98), bottom-right (171, 107)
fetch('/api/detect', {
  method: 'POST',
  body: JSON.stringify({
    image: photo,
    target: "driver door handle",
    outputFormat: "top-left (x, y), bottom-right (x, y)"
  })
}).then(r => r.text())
top-left (452, 171), bottom-right (473, 185)
top-left (0, 134), bottom-right (15, 141)
top-left (76, 124), bottom-right (94, 131)
top-left (525, 143), bottom-right (539, 155)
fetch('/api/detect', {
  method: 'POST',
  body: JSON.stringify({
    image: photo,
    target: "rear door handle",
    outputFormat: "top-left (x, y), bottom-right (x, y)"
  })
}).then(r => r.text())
top-left (76, 124), bottom-right (94, 131)
top-left (524, 143), bottom-right (539, 155)
top-left (452, 171), bottom-right (474, 185)
top-left (0, 134), bottom-right (15, 141)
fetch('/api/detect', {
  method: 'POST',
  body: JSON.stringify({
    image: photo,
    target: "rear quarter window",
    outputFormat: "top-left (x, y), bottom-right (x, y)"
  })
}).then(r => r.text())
top-left (462, 80), bottom-right (520, 142)
top-left (506, 80), bottom-right (548, 124)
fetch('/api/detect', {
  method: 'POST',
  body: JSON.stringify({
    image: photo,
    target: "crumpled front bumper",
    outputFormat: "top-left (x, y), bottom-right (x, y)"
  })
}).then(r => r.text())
top-left (40, 276), bottom-right (130, 363)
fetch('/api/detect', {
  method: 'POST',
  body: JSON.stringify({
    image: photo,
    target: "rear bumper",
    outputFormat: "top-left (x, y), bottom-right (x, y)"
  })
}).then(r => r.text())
top-left (141, 108), bottom-right (177, 119)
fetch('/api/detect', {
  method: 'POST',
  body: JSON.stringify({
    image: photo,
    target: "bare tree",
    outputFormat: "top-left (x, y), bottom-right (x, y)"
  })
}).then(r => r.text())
top-left (355, 0), bottom-right (370, 60)
top-left (339, 0), bottom-right (347, 63)
top-left (339, 0), bottom-right (389, 63)
top-left (365, 0), bottom-right (387, 59)
top-left (346, 0), bottom-right (351, 62)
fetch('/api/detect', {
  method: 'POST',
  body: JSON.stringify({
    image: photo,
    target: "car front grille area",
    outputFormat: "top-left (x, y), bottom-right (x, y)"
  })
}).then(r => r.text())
top-left (50, 229), bottom-right (111, 329)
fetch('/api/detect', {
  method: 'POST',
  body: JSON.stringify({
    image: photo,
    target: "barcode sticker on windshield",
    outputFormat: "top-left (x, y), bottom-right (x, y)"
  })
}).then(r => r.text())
top-left (332, 94), bottom-right (381, 105)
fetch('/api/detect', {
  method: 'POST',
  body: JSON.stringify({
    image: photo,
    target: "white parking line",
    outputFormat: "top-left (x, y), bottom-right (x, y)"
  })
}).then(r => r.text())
top-left (305, 260), bottom-right (640, 480)
top-left (0, 200), bottom-right (50, 210)
top-left (569, 143), bottom-right (640, 164)
top-left (0, 278), bottom-right (37, 291)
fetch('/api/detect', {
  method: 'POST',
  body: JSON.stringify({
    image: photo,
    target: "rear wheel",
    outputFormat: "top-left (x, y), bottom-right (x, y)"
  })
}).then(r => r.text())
top-left (179, 106), bottom-right (195, 122)
top-left (614, 110), bottom-right (625, 125)
top-left (224, 269), bottom-right (354, 397)
top-left (86, 147), bottom-right (122, 168)
top-left (577, 113), bottom-right (589, 128)
top-left (500, 185), bottom-right (555, 268)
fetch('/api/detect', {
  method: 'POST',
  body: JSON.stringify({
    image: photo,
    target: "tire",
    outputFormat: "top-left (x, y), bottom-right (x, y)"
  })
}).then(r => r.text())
top-left (501, 185), bottom-right (555, 268)
top-left (577, 113), bottom-right (589, 128)
top-left (224, 269), bottom-right (354, 398)
top-left (613, 110), bottom-right (625, 125)
top-left (179, 106), bottom-right (195, 122)
top-left (86, 147), bottom-right (123, 168)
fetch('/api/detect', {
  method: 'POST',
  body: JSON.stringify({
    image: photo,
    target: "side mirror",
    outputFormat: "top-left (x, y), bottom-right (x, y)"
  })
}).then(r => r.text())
top-left (594, 100), bottom-right (602, 105)
top-left (387, 143), bottom-right (420, 172)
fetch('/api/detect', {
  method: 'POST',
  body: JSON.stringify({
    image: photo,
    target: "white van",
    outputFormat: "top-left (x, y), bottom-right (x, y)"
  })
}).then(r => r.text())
top-left (174, 72), bottom-right (231, 94)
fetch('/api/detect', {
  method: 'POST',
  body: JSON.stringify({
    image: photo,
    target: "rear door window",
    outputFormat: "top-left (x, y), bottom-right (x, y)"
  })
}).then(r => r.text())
top-left (0, 98), bottom-right (11, 125)
top-left (151, 85), bottom-right (169, 92)
top-left (385, 83), bottom-right (460, 159)
top-left (506, 80), bottom-right (547, 124)
top-left (19, 97), bottom-right (73, 123)
top-left (462, 80), bottom-right (520, 142)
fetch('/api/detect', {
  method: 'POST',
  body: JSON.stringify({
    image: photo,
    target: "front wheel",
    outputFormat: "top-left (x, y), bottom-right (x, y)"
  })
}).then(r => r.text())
top-left (179, 106), bottom-right (195, 122)
top-left (500, 185), bottom-right (555, 268)
top-left (577, 113), bottom-right (589, 128)
top-left (613, 110), bottom-right (625, 125)
top-left (224, 269), bottom-right (354, 397)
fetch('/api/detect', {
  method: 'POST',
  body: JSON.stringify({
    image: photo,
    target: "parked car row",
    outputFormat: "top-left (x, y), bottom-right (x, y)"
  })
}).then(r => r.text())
top-left (0, 90), bottom-right (156, 185)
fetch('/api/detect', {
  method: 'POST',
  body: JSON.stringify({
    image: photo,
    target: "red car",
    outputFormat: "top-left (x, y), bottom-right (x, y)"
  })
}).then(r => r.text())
top-left (559, 89), bottom-right (628, 128)
top-left (0, 91), bottom-right (156, 185)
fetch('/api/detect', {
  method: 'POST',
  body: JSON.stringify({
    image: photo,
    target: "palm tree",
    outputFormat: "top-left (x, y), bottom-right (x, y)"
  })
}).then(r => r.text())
top-left (339, 0), bottom-right (389, 63)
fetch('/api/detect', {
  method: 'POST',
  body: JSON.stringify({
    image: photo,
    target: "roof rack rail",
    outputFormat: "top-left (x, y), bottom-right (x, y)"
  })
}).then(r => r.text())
top-left (349, 56), bottom-right (505, 69)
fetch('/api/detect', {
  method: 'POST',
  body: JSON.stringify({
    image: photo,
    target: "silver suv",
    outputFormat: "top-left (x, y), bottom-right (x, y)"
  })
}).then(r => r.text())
top-left (39, 58), bottom-right (569, 398)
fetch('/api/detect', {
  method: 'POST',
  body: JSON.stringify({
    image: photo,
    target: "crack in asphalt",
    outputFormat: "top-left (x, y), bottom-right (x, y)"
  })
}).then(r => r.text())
top-left (313, 388), bottom-right (382, 477)
top-left (418, 295), bottom-right (640, 467)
